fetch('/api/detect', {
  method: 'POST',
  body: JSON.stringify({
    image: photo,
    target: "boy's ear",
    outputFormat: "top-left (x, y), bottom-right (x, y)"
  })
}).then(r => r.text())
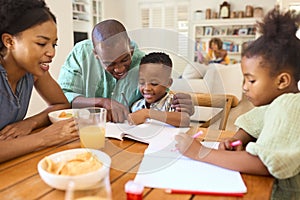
top-left (277, 72), bottom-right (291, 90)
top-left (2, 33), bottom-right (14, 48)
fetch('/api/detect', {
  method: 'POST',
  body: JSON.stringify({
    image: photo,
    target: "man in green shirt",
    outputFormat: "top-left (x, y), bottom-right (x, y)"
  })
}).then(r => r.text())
top-left (58, 19), bottom-right (193, 122)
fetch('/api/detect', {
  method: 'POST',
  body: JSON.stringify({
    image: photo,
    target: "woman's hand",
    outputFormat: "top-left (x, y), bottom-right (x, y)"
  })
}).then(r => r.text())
top-left (0, 119), bottom-right (37, 140)
top-left (39, 118), bottom-right (78, 146)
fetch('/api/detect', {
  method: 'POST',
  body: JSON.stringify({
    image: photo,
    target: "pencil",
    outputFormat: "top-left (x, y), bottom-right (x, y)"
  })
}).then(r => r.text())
top-left (165, 189), bottom-right (244, 197)
top-left (121, 92), bottom-right (131, 113)
top-left (192, 130), bottom-right (203, 138)
top-left (230, 140), bottom-right (242, 147)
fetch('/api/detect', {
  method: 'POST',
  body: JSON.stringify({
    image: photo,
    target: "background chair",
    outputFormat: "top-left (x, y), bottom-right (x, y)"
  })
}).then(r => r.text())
top-left (190, 93), bottom-right (238, 130)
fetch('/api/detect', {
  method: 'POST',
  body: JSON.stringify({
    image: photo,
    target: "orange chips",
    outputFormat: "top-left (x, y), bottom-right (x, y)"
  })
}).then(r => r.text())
top-left (58, 111), bottom-right (73, 118)
top-left (45, 152), bottom-right (103, 176)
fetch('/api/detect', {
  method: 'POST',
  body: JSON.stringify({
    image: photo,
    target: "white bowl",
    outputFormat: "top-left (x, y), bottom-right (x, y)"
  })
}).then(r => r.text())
top-left (37, 148), bottom-right (111, 190)
top-left (48, 109), bottom-right (79, 123)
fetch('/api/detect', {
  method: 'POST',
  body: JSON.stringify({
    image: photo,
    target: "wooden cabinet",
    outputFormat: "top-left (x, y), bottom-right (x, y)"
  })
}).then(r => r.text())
top-left (191, 18), bottom-right (259, 63)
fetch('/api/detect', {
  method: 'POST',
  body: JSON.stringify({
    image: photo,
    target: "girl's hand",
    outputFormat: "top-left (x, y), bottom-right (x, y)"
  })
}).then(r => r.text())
top-left (39, 118), bottom-right (78, 146)
top-left (219, 138), bottom-right (244, 151)
top-left (127, 109), bottom-right (149, 125)
top-left (175, 133), bottom-right (203, 160)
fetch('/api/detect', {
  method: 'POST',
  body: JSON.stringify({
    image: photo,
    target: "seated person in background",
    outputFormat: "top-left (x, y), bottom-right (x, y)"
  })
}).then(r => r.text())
top-left (128, 52), bottom-right (190, 127)
top-left (205, 37), bottom-right (230, 65)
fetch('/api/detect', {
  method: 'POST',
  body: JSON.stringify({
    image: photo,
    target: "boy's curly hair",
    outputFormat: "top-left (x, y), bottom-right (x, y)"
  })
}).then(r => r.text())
top-left (140, 52), bottom-right (173, 68)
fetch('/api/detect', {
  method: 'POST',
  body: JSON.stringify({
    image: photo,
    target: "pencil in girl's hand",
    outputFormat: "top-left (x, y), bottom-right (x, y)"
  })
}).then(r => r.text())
top-left (230, 140), bottom-right (242, 147)
top-left (192, 131), bottom-right (203, 138)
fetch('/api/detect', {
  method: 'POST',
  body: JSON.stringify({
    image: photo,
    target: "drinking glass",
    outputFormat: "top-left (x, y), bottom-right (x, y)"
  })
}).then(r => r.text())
top-left (65, 176), bottom-right (112, 200)
top-left (77, 107), bottom-right (107, 149)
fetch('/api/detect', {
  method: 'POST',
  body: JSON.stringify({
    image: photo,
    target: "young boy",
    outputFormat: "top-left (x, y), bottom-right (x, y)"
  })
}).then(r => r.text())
top-left (128, 52), bottom-right (190, 127)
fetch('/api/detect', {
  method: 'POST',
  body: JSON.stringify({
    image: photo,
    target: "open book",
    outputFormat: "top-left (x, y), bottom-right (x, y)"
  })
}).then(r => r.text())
top-left (105, 119), bottom-right (189, 144)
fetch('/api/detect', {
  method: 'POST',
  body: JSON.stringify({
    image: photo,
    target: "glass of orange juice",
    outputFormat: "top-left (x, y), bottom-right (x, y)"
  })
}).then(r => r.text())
top-left (65, 176), bottom-right (112, 200)
top-left (77, 107), bottom-right (107, 150)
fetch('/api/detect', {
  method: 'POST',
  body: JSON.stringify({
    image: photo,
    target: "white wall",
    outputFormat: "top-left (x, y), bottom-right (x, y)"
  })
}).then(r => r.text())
top-left (102, 0), bottom-right (127, 25)
top-left (26, 0), bottom-right (73, 117)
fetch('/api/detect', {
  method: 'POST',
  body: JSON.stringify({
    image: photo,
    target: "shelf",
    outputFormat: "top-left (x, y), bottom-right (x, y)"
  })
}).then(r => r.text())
top-left (190, 17), bottom-right (259, 63)
top-left (73, 10), bottom-right (89, 14)
top-left (192, 18), bottom-right (259, 26)
top-left (196, 35), bottom-right (255, 39)
top-left (228, 52), bottom-right (241, 55)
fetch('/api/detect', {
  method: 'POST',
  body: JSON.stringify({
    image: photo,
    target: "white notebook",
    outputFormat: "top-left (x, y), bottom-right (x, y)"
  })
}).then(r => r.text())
top-left (134, 131), bottom-right (247, 196)
top-left (134, 155), bottom-right (247, 195)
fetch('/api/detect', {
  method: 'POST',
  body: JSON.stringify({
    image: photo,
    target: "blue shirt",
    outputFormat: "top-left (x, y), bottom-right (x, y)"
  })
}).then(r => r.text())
top-left (0, 65), bottom-right (34, 130)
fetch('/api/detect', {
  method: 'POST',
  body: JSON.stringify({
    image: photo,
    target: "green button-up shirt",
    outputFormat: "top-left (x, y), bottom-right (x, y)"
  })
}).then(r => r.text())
top-left (58, 39), bottom-right (145, 106)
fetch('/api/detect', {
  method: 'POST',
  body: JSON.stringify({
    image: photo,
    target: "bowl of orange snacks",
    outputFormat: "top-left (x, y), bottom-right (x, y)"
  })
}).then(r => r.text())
top-left (37, 148), bottom-right (111, 190)
top-left (48, 109), bottom-right (79, 123)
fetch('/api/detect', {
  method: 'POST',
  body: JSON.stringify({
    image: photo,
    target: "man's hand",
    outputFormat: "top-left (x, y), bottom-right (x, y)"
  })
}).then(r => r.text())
top-left (101, 98), bottom-right (129, 123)
top-left (172, 93), bottom-right (194, 115)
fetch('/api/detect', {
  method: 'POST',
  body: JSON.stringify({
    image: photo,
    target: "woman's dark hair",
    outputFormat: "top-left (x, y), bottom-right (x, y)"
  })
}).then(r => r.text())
top-left (140, 52), bottom-right (173, 68)
top-left (242, 8), bottom-right (300, 81)
top-left (0, 0), bottom-right (56, 50)
top-left (209, 38), bottom-right (223, 50)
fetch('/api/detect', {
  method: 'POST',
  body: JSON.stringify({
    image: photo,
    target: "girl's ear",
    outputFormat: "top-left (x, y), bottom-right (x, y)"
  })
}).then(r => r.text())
top-left (277, 72), bottom-right (291, 90)
top-left (2, 33), bottom-right (14, 48)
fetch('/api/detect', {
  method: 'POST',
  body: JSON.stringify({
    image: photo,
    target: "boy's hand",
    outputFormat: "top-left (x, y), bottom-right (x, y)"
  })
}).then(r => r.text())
top-left (127, 109), bottom-right (149, 125)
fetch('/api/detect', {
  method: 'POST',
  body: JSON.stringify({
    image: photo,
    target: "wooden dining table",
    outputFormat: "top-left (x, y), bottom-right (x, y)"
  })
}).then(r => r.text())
top-left (0, 127), bottom-right (274, 200)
